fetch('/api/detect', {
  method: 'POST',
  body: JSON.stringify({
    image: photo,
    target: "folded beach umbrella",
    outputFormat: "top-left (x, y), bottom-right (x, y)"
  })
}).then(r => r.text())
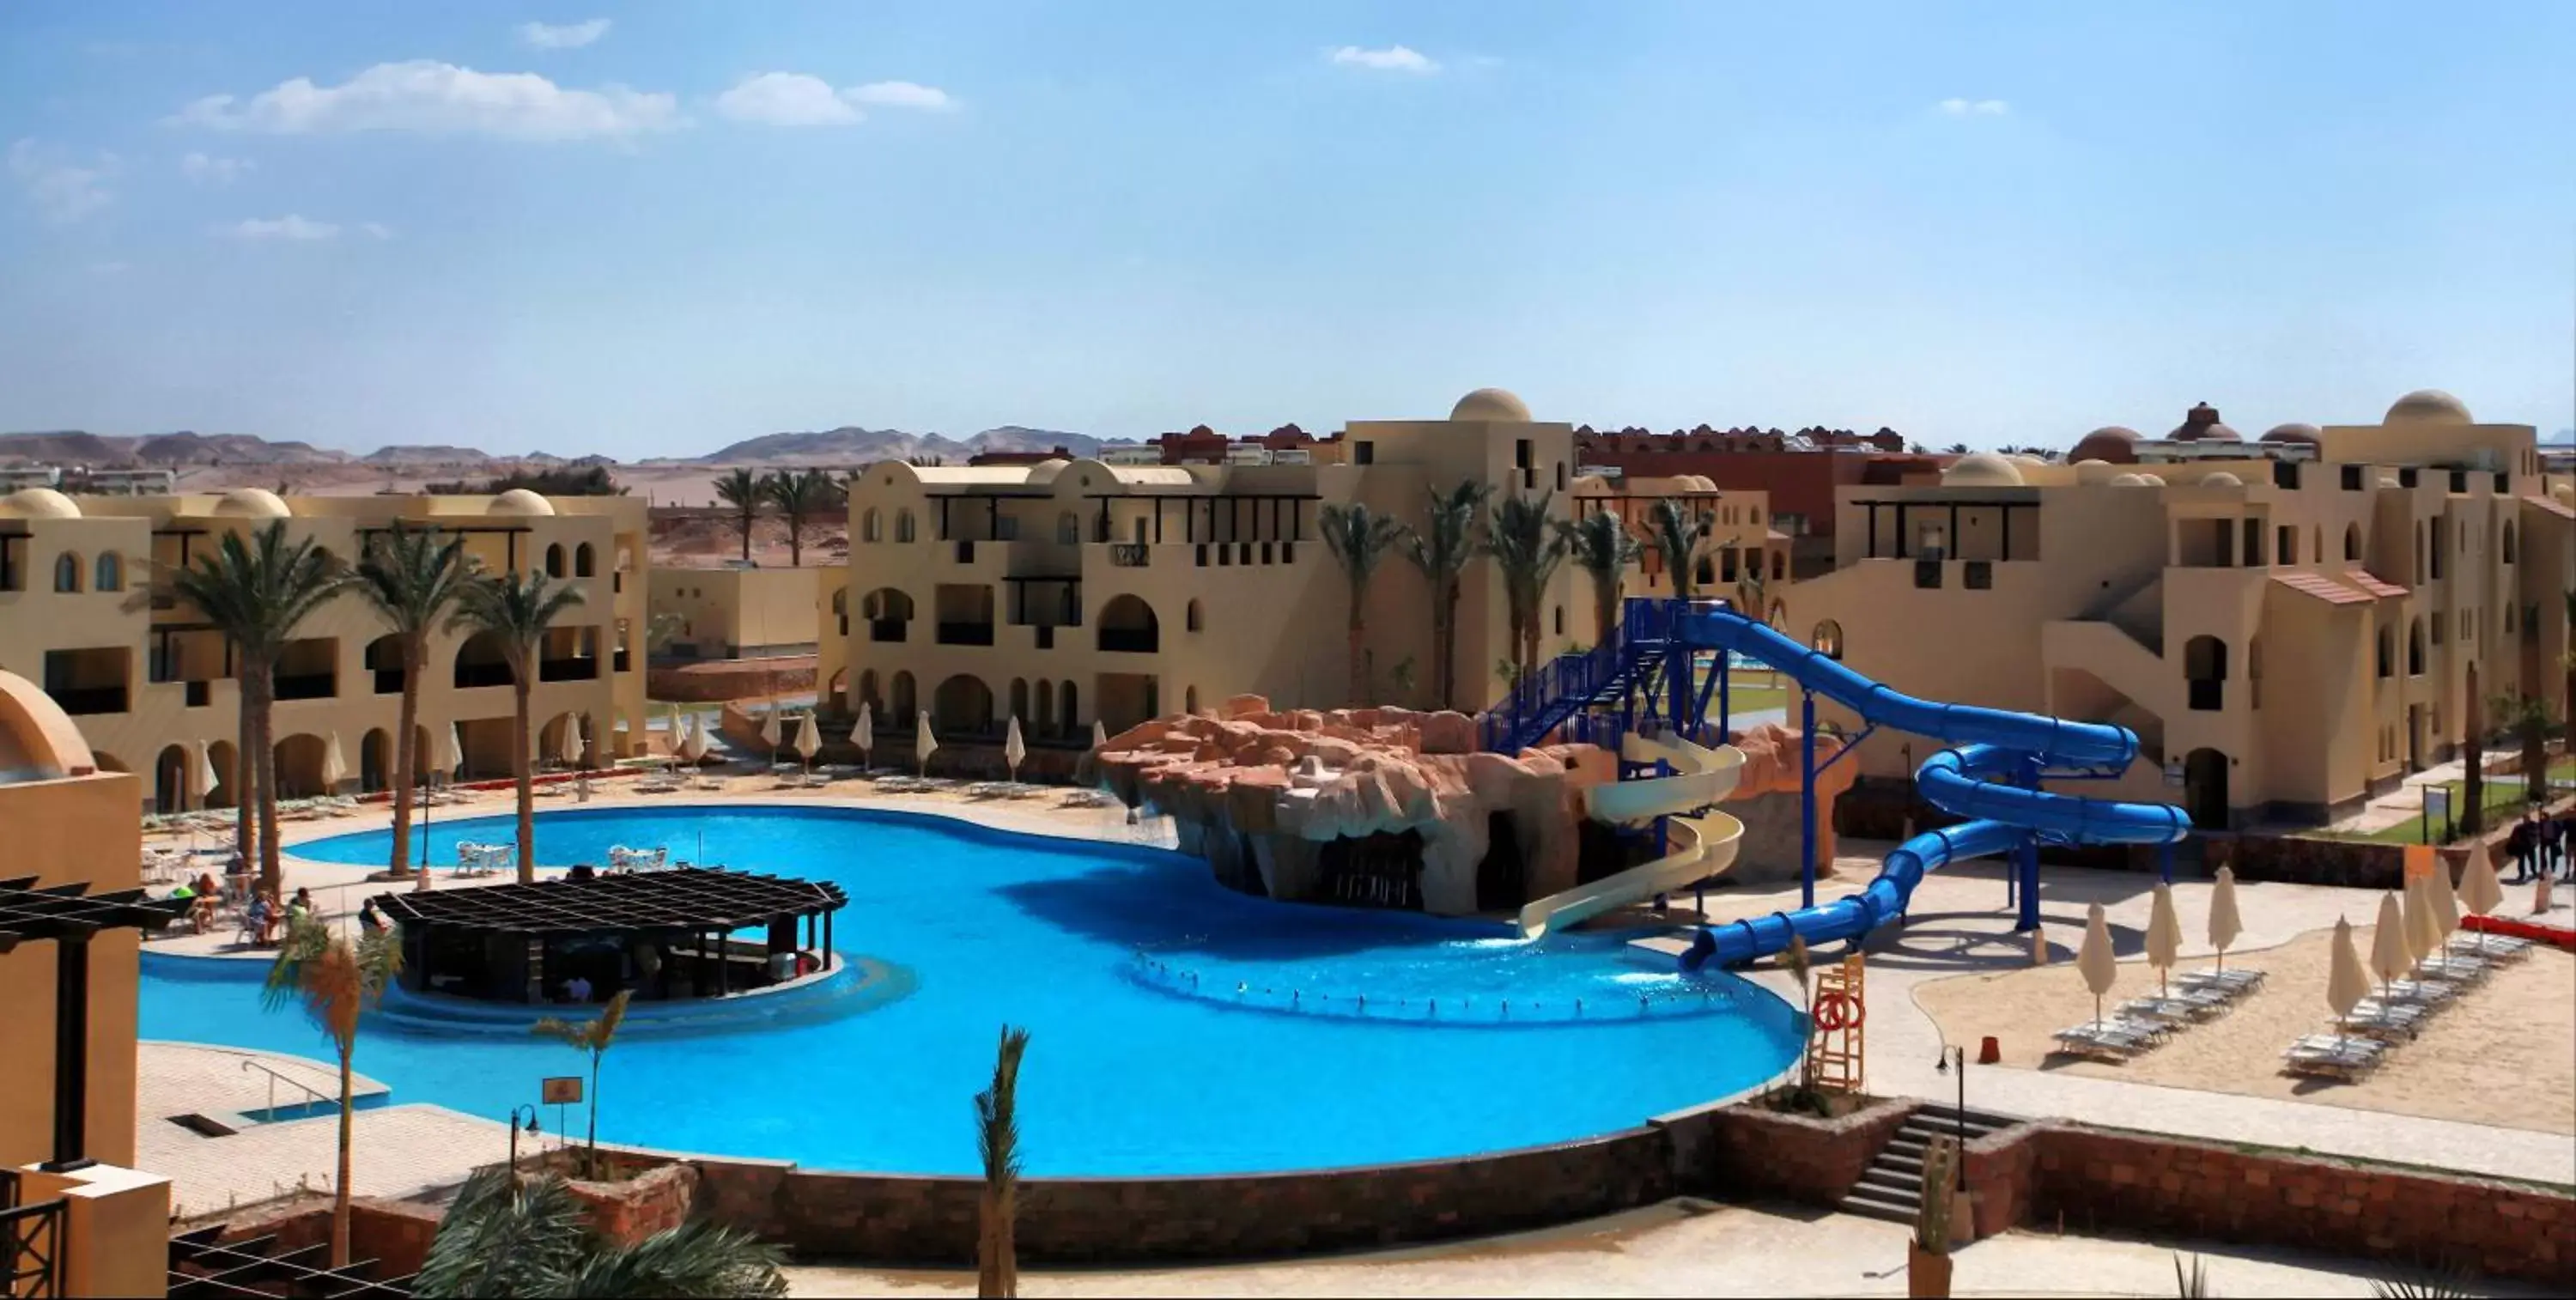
top-left (795, 710), bottom-right (822, 775)
top-left (760, 707), bottom-right (783, 762)
top-left (2076, 902), bottom-right (2116, 1029)
top-left (2401, 872), bottom-right (2439, 976)
top-left (1004, 715), bottom-right (1026, 783)
top-left (561, 714), bottom-right (586, 768)
top-left (2207, 866), bottom-right (2243, 972)
top-left (851, 702), bottom-right (875, 768)
top-left (2326, 916), bottom-right (2370, 1049)
top-left (682, 714), bottom-right (713, 764)
top-left (2459, 842), bottom-right (2505, 955)
top-left (915, 708), bottom-right (939, 777)
top-left (190, 740), bottom-right (219, 810)
top-left (2145, 884), bottom-right (2181, 998)
top-left (2369, 892), bottom-right (2409, 1000)
top-left (441, 722), bottom-right (464, 777)
top-left (320, 732), bottom-right (349, 791)
top-left (2427, 859), bottom-right (2460, 941)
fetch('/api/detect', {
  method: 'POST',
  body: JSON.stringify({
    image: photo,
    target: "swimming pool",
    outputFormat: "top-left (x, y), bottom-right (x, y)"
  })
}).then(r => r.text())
top-left (146, 805), bottom-right (1801, 1176)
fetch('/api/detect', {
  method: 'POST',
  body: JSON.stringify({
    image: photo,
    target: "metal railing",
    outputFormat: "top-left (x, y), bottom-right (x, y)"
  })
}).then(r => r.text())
top-left (1479, 596), bottom-right (1689, 753)
top-left (1, 1170), bottom-right (66, 1299)
top-left (240, 1056), bottom-right (336, 1119)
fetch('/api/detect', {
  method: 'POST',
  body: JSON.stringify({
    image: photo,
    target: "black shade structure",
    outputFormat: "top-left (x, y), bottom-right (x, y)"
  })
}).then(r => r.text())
top-left (167, 1224), bottom-right (415, 1299)
top-left (0, 875), bottom-right (190, 1171)
top-left (373, 867), bottom-right (845, 1005)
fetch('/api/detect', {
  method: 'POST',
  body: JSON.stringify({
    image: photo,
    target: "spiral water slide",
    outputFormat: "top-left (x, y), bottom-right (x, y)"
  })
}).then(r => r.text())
top-left (1516, 731), bottom-right (1747, 939)
top-left (1661, 607), bottom-right (2192, 970)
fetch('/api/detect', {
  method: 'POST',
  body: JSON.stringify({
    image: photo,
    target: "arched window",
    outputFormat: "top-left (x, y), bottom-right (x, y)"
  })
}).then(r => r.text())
top-left (895, 510), bottom-right (916, 543)
top-left (862, 507), bottom-right (883, 543)
top-left (1061, 679), bottom-right (1079, 731)
top-left (2344, 523), bottom-right (2360, 562)
top-left (94, 552), bottom-right (122, 592)
top-left (544, 543), bottom-right (566, 578)
top-left (890, 670), bottom-right (918, 720)
top-left (1812, 619), bottom-right (1844, 660)
top-left (2503, 522), bottom-right (2518, 563)
top-left (1553, 605), bottom-right (1564, 635)
top-left (1185, 685), bottom-right (1200, 715)
top-left (52, 552), bottom-right (80, 592)
top-left (2376, 625), bottom-right (2393, 678)
top-left (1098, 595), bottom-right (1159, 653)
top-left (1057, 511), bottom-right (1080, 544)
top-left (2407, 617), bottom-right (2425, 675)
top-left (2184, 635), bottom-right (2227, 710)
top-left (1186, 598), bottom-right (1203, 632)
top-left (574, 543), bottom-right (596, 577)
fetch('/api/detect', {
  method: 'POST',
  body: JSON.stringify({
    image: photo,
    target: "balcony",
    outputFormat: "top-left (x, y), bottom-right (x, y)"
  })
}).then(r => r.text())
top-left (51, 686), bottom-right (128, 715)
top-left (938, 623), bottom-right (996, 647)
top-left (374, 667), bottom-right (406, 696)
top-left (540, 657), bottom-right (599, 682)
top-left (455, 660), bottom-right (513, 689)
top-left (1108, 544), bottom-right (1149, 568)
top-left (274, 672), bottom-right (337, 702)
top-left (1099, 628), bottom-right (1157, 654)
top-left (870, 619), bottom-right (908, 643)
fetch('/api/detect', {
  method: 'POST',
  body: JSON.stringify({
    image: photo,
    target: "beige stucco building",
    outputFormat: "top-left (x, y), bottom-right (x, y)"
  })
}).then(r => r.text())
top-left (1776, 391), bottom-right (2571, 829)
top-left (0, 487), bottom-right (651, 812)
top-left (651, 565), bottom-right (827, 660)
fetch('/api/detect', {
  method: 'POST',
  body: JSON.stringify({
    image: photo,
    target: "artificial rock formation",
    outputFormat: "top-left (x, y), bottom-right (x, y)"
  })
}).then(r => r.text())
top-left (1097, 697), bottom-right (1856, 914)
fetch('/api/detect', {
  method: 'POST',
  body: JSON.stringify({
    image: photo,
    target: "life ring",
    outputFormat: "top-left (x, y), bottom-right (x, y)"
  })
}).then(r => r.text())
top-left (1813, 990), bottom-right (1864, 1032)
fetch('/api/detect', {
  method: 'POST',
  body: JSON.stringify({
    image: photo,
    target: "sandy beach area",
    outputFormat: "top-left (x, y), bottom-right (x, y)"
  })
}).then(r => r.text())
top-left (1913, 926), bottom-right (2576, 1136)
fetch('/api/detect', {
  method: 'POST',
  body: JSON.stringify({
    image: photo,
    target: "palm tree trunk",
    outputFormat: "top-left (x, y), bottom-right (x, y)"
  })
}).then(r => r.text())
top-left (252, 666), bottom-right (283, 899)
top-left (738, 512), bottom-right (752, 565)
top-left (586, 1053), bottom-right (601, 1180)
top-left (333, 1041), bottom-right (355, 1267)
top-left (234, 665), bottom-right (255, 870)
top-left (513, 675), bottom-right (535, 884)
top-left (390, 637), bottom-right (422, 880)
top-left (787, 514), bottom-right (802, 567)
top-left (1346, 609), bottom-right (1366, 705)
top-left (1436, 580), bottom-right (1461, 710)
top-left (1594, 583), bottom-right (1617, 647)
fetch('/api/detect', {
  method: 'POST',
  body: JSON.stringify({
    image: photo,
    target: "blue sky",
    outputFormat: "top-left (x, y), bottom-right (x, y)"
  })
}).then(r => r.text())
top-left (3, 1), bottom-right (2570, 457)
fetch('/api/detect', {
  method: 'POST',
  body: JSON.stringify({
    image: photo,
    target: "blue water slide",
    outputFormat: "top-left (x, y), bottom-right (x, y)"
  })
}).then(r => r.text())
top-left (1663, 606), bottom-right (2191, 969)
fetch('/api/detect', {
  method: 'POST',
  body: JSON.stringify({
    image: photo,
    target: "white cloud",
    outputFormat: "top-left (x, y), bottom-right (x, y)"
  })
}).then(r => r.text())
top-left (359, 222), bottom-right (393, 240)
top-left (222, 215), bottom-right (339, 240)
top-left (170, 61), bottom-right (681, 142)
top-left (714, 72), bottom-right (860, 126)
top-left (519, 19), bottom-right (611, 50)
top-left (8, 138), bottom-right (116, 223)
top-left (180, 151), bottom-right (253, 185)
top-left (846, 80), bottom-right (953, 111)
top-left (1327, 46), bottom-right (1438, 74)
top-left (1936, 98), bottom-right (2009, 117)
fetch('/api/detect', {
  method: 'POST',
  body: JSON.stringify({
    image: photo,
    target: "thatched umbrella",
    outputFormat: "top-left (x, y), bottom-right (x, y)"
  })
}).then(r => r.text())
top-left (2326, 916), bottom-right (2371, 1048)
top-left (2077, 902), bottom-right (2117, 1029)
top-left (2145, 884), bottom-right (2182, 998)
top-left (2207, 866), bottom-right (2243, 972)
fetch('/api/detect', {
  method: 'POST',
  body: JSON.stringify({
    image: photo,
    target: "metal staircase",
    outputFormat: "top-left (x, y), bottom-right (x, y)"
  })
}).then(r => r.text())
top-left (1480, 598), bottom-right (1686, 753)
top-left (1838, 1105), bottom-right (2021, 1224)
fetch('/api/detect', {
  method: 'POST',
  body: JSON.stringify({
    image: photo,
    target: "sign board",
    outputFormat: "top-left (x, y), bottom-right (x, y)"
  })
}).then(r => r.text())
top-left (2163, 759), bottom-right (2185, 787)
top-left (2420, 788), bottom-right (2451, 826)
top-left (540, 1076), bottom-right (583, 1106)
top-left (2402, 842), bottom-right (2439, 884)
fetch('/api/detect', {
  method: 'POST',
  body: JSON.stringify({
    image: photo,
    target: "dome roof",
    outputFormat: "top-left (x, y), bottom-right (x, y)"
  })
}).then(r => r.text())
top-left (2073, 459), bottom-right (2121, 484)
top-left (2385, 389), bottom-right (2472, 426)
top-left (488, 489), bottom-right (556, 517)
top-left (2198, 471), bottom-right (2245, 489)
top-left (2170, 403), bottom-right (2239, 441)
top-left (1941, 453), bottom-right (2025, 488)
top-left (2108, 473), bottom-right (2151, 487)
top-left (2069, 426), bottom-right (2141, 465)
top-left (0, 487), bottom-right (82, 519)
top-left (1449, 388), bottom-right (1532, 423)
top-left (1024, 459), bottom-right (1073, 486)
top-left (213, 488), bottom-right (292, 519)
top-left (2555, 484), bottom-right (2574, 507)
top-left (2260, 422), bottom-right (2322, 445)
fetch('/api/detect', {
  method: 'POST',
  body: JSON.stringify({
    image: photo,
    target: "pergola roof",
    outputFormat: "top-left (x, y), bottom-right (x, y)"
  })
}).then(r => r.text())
top-left (0, 875), bottom-right (190, 952)
top-left (370, 866), bottom-right (844, 937)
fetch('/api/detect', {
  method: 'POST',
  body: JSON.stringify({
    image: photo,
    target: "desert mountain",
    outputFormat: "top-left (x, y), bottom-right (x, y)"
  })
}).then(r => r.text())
top-left (694, 426), bottom-right (1100, 465)
top-left (0, 430), bottom-right (349, 467)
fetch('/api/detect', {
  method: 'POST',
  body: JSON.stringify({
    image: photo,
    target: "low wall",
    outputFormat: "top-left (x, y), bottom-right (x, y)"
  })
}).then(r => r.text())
top-left (568, 1126), bottom-right (1681, 1265)
top-left (207, 1195), bottom-right (446, 1278)
top-left (648, 656), bottom-right (817, 703)
top-left (2233, 789), bottom-right (2576, 891)
top-left (1962, 1121), bottom-right (2576, 1287)
top-left (1661, 1095), bottom-right (1917, 1207)
top-left (558, 1158), bottom-right (698, 1244)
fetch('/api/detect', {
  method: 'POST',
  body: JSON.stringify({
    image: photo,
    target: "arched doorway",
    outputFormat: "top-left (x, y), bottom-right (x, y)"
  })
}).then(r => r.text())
top-left (273, 734), bottom-right (328, 799)
top-left (1097, 595), bottom-right (1159, 653)
top-left (206, 740), bottom-right (240, 809)
top-left (2184, 748), bottom-right (2230, 830)
top-left (154, 744), bottom-right (187, 814)
top-left (934, 675), bottom-right (996, 736)
top-left (890, 671), bottom-right (917, 720)
top-left (361, 727), bottom-right (392, 793)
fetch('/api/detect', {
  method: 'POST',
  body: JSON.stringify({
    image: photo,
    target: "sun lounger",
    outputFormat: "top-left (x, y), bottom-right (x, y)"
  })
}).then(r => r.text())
top-left (2283, 1034), bottom-right (2385, 1078)
top-left (2450, 931), bottom-right (2532, 959)
top-left (2336, 999), bottom-right (2430, 1042)
top-left (2051, 1019), bottom-right (2162, 1060)
top-left (2377, 978), bottom-right (2458, 1006)
top-left (2413, 954), bottom-right (2490, 984)
top-left (2178, 968), bottom-right (2267, 998)
top-left (2117, 992), bottom-right (2229, 1027)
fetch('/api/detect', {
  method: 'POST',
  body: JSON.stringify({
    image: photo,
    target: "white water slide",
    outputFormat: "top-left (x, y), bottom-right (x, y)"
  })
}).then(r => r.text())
top-left (1514, 732), bottom-right (1747, 939)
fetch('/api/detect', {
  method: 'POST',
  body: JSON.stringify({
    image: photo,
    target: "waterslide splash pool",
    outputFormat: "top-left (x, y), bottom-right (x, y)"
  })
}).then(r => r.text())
top-left (146, 805), bottom-right (1800, 1176)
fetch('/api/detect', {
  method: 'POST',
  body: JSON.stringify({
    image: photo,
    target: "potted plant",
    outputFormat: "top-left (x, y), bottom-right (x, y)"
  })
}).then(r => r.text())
top-left (1908, 1133), bottom-right (1957, 1298)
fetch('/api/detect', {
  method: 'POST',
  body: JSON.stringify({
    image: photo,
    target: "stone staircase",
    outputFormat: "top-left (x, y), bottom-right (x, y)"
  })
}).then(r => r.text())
top-left (1838, 1105), bottom-right (2021, 1224)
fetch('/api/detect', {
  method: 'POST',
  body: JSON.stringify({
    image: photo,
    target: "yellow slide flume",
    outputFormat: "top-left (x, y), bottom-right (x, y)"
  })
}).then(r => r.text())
top-left (1515, 732), bottom-right (1747, 939)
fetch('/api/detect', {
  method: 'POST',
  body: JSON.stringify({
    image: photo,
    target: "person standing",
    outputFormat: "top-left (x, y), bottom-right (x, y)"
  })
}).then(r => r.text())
top-left (2505, 815), bottom-right (2534, 884)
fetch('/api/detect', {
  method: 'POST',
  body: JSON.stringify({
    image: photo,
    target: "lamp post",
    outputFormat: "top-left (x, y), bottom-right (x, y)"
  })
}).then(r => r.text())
top-left (1932, 1044), bottom-right (1968, 1193)
top-left (507, 1104), bottom-right (542, 1179)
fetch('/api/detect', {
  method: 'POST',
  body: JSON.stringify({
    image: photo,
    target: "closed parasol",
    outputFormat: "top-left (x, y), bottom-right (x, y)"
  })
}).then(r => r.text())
top-left (2077, 902), bottom-right (2117, 1028)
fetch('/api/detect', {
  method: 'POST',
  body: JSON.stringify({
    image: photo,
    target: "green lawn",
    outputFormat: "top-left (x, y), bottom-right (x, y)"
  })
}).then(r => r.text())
top-left (2324, 756), bottom-right (2576, 845)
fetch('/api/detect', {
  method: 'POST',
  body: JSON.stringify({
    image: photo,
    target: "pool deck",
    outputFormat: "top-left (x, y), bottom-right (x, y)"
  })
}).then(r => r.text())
top-left (137, 777), bottom-right (2575, 1224)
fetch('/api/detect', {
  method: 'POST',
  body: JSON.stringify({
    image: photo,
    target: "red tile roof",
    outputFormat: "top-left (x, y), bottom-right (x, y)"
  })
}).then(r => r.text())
top-left (2347, 570), bottom-right (2409, 599)
top-left (2272, 572), bottom-right (2371, 605)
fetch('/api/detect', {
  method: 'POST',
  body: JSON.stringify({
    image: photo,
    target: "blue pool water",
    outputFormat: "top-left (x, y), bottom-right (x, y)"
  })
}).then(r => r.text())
top-left (146, 805), bottom-right (1801, 1176)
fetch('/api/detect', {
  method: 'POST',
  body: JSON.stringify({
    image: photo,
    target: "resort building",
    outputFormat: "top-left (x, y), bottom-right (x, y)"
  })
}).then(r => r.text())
top-left (648, 565), bottom-right (826, 660)
top-left (1574, 427), bottom-right (1944, 580)
top-left (1774, 390), bottom-right (2571, 829)
top-left (0, 487), bottom-right (651, 813)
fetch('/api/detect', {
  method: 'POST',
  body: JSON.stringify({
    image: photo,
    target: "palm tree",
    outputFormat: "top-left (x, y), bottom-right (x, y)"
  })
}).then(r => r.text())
top-left (976, 1024), bottom-right (1031, 1299)
top-left (532, 992), bottom-right (631, 1181)
top-left (171, 522), bottom-right (349, 896)
top-left (762, 468), bottom-right (842, 567)
top-left (263, 912), bottom-right (401, 1267)
top-left (414, 1169), bottom-right (786, 1298)
top-left (1402, 481), bottom-right (1492, 711)
top-left (2464, 660), bottom-right (2484, 835)
top-left (713, 468), bottom-right (765, 565)
top-left (1317, 502), bottom-right (1406, 703)
top-left (1646, 498), bottom-right (1709, 599)
top-left (452, 571), bottom-right (586, 882)
top-left (351, 523), bottom-right (477, 890)
top-left (2491, 689), bottom-right (2555, 806)
top-left (1485, 491), bottom-right (1566, 681)
top-left (1560, 507), bottom-right (1640, 646)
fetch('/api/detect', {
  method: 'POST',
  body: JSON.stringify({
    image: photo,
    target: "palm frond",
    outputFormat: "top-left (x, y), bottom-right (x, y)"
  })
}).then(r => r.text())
top-left (352, 521), bottom-right (477, 637)
top-left (1318, 502), bottom-right (1405, 586)
top-left (449, 569), bottom-right (588, 669)
top-left (976, 1024), bottom-right (1031, 1185)
top-left (553, 1218), bottom-right (789, 1300)
top-left (1646, 498), bottom-right (1710, 598)
top-left (414, 1169), bottom-right (593, 1299)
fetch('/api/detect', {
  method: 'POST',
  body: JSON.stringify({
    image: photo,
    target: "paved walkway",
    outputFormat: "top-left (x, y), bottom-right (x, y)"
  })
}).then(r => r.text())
top-left (1674, 847), bottom-right (2576, 1186)
top-left (788, 1197), bottom-right (2555, 1298)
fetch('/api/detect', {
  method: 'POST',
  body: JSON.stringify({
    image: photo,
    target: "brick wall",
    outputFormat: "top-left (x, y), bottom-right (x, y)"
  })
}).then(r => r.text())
top-left (210, 1195), bottom-right (445, 1279)
top-left (559, 1159), bottom-right (699, 1244)
top-left (1963, 1121), bottom-right (2575, 1287)
top-left (1662, 1095), bottom-right (1917, 1207)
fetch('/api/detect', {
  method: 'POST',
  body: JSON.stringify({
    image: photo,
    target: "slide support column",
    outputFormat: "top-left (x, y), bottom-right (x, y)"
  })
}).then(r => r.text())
top-left (2014, 753), bottom-right (2043, 932)
top-left (1800, 689), bottom-right (1817, 911)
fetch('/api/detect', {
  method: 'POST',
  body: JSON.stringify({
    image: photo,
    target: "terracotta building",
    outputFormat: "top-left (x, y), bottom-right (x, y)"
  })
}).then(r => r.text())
top-left (1574, 424), bottom-right (1943, 578)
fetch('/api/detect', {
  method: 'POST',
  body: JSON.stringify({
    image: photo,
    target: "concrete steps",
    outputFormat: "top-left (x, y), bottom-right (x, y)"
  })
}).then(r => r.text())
top-left (1837, 1106), bottom-right (2020, 1225)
